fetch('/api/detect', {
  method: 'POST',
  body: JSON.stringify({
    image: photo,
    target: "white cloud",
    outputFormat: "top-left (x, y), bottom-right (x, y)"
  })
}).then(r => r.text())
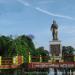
top-left (17, 0), bottom-right (75, 20)
top-left (35, 7), bottom-right (75, 20)
top-left (17, 0), bottom-right (30, 7)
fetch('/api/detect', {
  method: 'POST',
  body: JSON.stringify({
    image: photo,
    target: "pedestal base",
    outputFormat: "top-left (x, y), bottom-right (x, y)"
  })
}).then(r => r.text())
top-left (50, 40), bottom-right (62, 62)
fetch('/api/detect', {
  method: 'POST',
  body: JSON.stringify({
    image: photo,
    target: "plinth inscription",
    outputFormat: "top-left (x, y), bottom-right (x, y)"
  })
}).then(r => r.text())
top-left (50, 44), bottom-right (60, 56)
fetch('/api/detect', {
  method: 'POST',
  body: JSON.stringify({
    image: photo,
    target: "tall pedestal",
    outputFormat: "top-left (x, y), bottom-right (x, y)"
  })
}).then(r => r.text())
top-left (50, 40), bottom-right (62, 62)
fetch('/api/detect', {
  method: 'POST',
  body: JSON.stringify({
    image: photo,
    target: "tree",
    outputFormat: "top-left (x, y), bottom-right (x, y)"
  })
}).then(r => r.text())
top-left (0, 34), bottom-right (36, 63)
top-left (12, 35), bottom-right (36, 62)
top-left (35, 47), bottom-right (49, 62)
top-left (36, 47), bottom-right (48, 56)
top-left (0, 35), bottom-right (13, 56)
top-left (0, 34), bottom-right (49, 63)
top-left (62, 46), bottom-right (75, 62)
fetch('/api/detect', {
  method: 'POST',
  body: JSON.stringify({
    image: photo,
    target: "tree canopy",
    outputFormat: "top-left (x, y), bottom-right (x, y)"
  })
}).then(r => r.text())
top-left (62, 46), bottom-right (75, 62)
top-left (0, 35), bottom-right (36, 62)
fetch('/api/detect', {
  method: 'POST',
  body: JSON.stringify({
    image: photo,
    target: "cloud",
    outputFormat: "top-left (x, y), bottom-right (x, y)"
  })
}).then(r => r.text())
top-left (17, 0), bottom-right (30, 7)
top-left (17, 0), bottom-right (75, 20)
top-left (35, 7), bottom-right (75, 20)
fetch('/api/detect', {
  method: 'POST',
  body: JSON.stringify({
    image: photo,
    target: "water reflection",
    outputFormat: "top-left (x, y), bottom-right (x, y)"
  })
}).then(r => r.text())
top-left (48, 68), bottom-right (62, 75)
top-left (22, 69), bottom-right (75, 75)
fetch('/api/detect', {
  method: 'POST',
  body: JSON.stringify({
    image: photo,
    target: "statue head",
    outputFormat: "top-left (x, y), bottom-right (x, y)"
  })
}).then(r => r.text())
top-left (53, 20), bottom-right (56, 24)
top-left (51, 20), bottom-right (58, 29)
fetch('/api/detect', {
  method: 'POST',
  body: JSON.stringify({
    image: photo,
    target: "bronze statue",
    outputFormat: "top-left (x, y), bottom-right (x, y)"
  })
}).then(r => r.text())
top-left (51, 20), bottom-right (58, 40)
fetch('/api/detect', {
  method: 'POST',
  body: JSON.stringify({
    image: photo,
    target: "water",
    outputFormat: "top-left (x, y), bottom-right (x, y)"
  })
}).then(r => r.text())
top-left (0, 69), bottom-right (75, 75)
top-left (48, 68), bottom-right (62, 75)
top-left (48, 69), bottom-right (75, 75)
top-left (24, 70), bottom-right (64, 75)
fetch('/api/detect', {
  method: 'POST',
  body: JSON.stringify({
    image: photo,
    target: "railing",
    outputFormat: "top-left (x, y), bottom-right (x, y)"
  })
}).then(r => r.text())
top-left (0, 53), bottom-right (74, 65)
top-left (0, 56), bottom-right (24, 65)
top-left (1, 57), bottom-right (12, 65)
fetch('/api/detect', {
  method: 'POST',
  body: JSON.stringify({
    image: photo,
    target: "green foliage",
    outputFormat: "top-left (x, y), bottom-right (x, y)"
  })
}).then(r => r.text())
top-left (34, 47), bottom-right (49, 62)
top-left (0, 35), bottom-right (13, 56)
top-left (0, 35), bottom-right (36, 63)
top-left (36, 47), bottom-right (49, 56)
top-left (62, 46), bottom-right (75, 62)
top-left (12, 35), bottom-right (36, 62)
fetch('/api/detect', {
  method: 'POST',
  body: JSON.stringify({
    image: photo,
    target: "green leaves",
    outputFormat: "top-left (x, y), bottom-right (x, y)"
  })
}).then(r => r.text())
top-left (0, 35), bottom-right (36, 63)
top-left (35, 47), bottom-right (49, 62)
top-left (62, 46), bottom-right (75, 62)
top-left (11, 35), bottom-right (36, 62)
top-left (0, 34), bottom-right (49, 63)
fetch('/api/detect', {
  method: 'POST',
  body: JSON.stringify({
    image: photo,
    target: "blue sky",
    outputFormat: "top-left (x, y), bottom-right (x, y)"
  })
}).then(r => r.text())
top-left (0, 0), bottom-right (75, 50)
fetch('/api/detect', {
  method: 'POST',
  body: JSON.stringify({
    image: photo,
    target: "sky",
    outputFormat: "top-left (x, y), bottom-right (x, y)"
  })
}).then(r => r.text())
top-left (0, 0), bottom-right (75, 50)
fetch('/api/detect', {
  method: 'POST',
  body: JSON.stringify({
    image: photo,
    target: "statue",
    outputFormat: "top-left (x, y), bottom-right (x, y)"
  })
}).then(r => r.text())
top-left (51, 20), bottom-right (58, 40)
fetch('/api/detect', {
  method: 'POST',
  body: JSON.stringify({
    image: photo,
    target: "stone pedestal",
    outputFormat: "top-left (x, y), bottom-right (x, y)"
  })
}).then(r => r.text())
top-left (50, 40), bottom-right (62, 62)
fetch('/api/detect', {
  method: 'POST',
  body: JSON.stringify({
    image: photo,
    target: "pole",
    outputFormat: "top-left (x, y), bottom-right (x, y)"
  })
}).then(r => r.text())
top-left (29, 52), bottom-right (31, 63)
top-left (40, 55), bottom-right (42, 62)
